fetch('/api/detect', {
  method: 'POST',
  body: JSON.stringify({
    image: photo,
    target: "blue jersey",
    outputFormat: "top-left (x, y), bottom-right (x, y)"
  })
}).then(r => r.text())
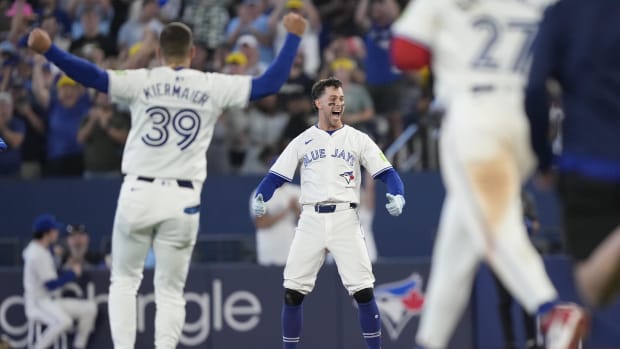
top-left (526, 0), bottom-right (620, 181)
top-left (364, 24), bottom-right (401, 86)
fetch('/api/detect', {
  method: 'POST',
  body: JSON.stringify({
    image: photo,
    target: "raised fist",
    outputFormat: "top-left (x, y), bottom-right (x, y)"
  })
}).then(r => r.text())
top-left (282, 13), bottom-right (307, 37)
top-left (28, 28), bottom-right (52, 54)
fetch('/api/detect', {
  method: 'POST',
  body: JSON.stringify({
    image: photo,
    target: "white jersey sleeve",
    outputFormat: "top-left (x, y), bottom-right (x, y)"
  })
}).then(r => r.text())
top-left (391, 0), bottom-right (440, 48)
top-left (37, 252), bottom-right (58, 283)
top-left (107, 69), bottom-right (149, 105)
top-left (359, 133), bottom-right (393, 177)
top-left (269, 137), bottom-right (301, 181)
top-left (206, 73), bottom-right (252, 110)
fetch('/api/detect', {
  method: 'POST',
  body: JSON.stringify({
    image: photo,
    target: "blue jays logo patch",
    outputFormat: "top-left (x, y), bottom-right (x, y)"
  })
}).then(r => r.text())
top-left (375, 273), bottom-right (425, 340)
top-left (339, 171), bottom-right (355, 184)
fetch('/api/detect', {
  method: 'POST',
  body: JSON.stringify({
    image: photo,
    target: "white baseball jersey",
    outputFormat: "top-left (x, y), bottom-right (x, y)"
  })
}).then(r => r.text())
top-left (392, 0), bottom-right (555, 106)
top-left (22, 241), bottom-right (57, 306)
top-left (250, 183), bottom-right (301, 266)
top-left (269, 125), bottom-right (392, 205)
top-left (107, 67), bottom-right (252, 182)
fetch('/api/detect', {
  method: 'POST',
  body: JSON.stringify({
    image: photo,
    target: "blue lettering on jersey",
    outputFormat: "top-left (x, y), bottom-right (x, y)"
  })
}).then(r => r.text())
top-left (331, 148), bottom-right (356, 166)
top-left (302, 148), bottom-right (326, 167)
top-left (302, 148), bottom-right (356, 168)
top-left (143, 83), bottom-right (209, 107)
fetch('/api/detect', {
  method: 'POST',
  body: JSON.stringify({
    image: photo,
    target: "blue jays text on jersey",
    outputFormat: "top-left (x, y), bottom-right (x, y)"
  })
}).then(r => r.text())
top-left (142, 82), bottom-right (210, 107)
top-left (302, 147), bottom-right (357, 168)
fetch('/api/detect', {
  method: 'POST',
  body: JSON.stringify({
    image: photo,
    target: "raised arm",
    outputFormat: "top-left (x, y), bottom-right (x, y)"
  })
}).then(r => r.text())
top-left (354, 0), bottom-right (371, 32)
top-left (28, 29), bottom-right (109, 93)
top-left (31, 56), bottom-right (51, 109)
top-left (249, 13), bottom-right (306, 101)
top-left (304, 1), bottom-right (321, 31)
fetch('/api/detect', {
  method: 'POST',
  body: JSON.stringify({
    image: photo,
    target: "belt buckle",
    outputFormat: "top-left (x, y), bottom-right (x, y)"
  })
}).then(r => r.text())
top-left (315, 204), bottom-right (336, 213)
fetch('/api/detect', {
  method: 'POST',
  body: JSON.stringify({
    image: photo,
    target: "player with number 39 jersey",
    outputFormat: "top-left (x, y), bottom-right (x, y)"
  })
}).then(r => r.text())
top-left (28, 15), bottom-right (307, 349)
top-left (109, 68), bottom-right (249, 182)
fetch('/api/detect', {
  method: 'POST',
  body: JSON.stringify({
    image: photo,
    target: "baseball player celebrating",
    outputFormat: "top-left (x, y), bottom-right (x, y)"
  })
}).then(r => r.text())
top-left (252, 77), bottom-right (406, 349)
top-left (27, 14), bottom-right (306, 349)
top-left (23, 214), bottom-right (97, 349)
top-left (390, 1), bottom-right (586, 348)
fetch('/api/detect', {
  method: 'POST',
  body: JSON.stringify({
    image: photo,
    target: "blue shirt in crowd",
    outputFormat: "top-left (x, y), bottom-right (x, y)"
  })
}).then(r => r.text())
top-left (46, 92), bottom-right (91, 160)
top-left (0, 117), bottom-right (25, 176)
top-left (364, 24), bottom-right (401, 86)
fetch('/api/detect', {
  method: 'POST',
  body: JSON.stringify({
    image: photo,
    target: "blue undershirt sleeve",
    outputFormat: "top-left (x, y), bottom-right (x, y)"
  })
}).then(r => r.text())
top-left (249, 33), bottom-right (301, 101)
top-left (255, 172), bottom-right (289, 201)
top-left (44, 270), bottom-right (77, 291)
top-left (375, 168), bottom-right (405, 196)
top-left (43, 44), bottom-right (109, 93)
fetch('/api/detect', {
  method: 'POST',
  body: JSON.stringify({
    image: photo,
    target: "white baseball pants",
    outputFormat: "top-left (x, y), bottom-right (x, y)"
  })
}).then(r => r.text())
top-left (416, 93), bottom-right (558, 348)
top-left (109, 176), bottom-right (200, 349)
top-left (284, 205), bottom-right (375, 295)
top-left (27, 298), bottom-right (97, 349)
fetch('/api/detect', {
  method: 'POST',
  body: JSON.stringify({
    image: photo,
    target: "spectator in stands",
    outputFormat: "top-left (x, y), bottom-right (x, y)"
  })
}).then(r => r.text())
top-left (12, 79), bottom-right (46, 178)
top-left (278, 53), bottom-right (314, 145)
top-left (6, 1), bottom-right (38, 42)
top-left (250, 182), bottom-right (301, 266)
top-left (0, 91), bottom-right (25, 177)
top-left (226, 0), bottom-right (273, 64)
top-left (0, 41), bottom-right (18, 92)
top-left (69, 7), bottom-right (117, 58)
top-left (242, 94), bottom-right (288, 174)
top-left (237, 34), bottom-right (268, 76)
top-left (331, 57), bottom-right (376, 136)
top-left (116, 0), bottom-right (162, 52)
top-left (77, 92), bottom-right (129, 179)
top-left (314, 0), bottom-right (358, 37)
top-left (241, 145), bottom-right (278, 174)
top-left (355, 0), bottom-right (404, 143)
top-left (62, 223), bottom-right (106, 270)
top-left (182, 0), bottom-right (229, 52)
top-left (67, 0), bottom-right (114, 40)
top-left (269, 0), bottom-right (320, 77)
top-left (190, 42), bottom-right (211, 72)
top-left (278, 53), bottom-right (313, 106)
top-left (39, 14), bottom-right (71, 51)
top-left (32, 58), bottom-right (91, 176)
top-left (33, 0), bottom-right (72, 36)
top-left (221, 51), bottom-right (248, 75)
top-left (0, 1), bottom-right (11, 33)
top-left (318, 35), bottom-right (366, 81)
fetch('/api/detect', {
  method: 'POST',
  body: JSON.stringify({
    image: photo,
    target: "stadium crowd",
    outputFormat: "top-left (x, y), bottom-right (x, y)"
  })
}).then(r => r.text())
top-left (0, 0), bottom-right (437, 179)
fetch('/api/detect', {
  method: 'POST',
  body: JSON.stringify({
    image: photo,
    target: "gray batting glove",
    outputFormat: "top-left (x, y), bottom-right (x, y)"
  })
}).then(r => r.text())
top-left (385, 193), bottom-right (405, 216)
top-left (253, 193), bottom-right (267, 217)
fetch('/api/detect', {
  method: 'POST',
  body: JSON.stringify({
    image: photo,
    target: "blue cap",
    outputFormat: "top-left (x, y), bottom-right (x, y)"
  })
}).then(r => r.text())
top-left (32, 214), bottom-right (61, 233)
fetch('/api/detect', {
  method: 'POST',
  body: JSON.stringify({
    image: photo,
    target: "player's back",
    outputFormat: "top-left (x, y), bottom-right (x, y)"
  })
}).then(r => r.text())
top-left (395, 0), bottom-right (554, 105)
top-left (110, 66), bottom-right (250, 182)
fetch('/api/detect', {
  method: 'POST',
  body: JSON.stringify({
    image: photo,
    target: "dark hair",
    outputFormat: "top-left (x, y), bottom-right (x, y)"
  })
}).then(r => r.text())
top-left (33, 229), bottom-right (53, 239)
top-left (311, 77), bottom-right (343, 102)
top-left (159, 22), bottom-right (193, 60)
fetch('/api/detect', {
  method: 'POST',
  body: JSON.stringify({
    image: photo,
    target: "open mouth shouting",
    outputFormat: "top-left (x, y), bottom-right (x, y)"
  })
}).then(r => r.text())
top-left (330, 106), bottom-right (344, 119)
